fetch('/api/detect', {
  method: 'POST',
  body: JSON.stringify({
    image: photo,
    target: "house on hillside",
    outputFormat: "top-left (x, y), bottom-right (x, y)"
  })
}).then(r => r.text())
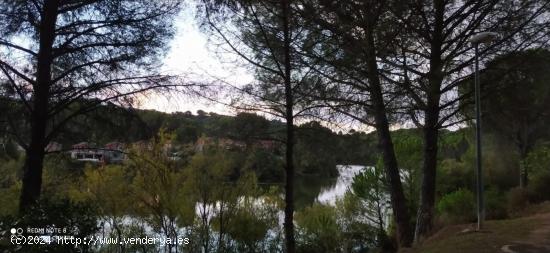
top-left (195, 137), bottom-right (247, 152)
top-left (45, 142), bottom-right (62, 153)
top-left (69, 142), bottom-right (125, 163)
top-left (195, 136), bottom-right (278, 152)
top-left (104, 142), bottom-right (125, 163)
top-left (70, 142), bottom-right (101, 162)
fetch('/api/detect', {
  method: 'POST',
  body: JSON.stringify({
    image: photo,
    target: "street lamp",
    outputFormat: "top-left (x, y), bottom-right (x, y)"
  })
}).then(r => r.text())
top-left (469, 32), bottom-right (498, 231)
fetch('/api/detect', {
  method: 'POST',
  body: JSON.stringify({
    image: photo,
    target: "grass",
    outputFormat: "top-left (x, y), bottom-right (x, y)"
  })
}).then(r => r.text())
top-left (402, 202), bottom-right (550, 253)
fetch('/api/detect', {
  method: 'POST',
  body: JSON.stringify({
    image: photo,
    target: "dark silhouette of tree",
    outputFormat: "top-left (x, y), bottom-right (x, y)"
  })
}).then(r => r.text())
top-left (294, 0), bottom-right (415, 247)
top-left (385, 0), bottom-right (550, 241)
top-left (0, 0), bottom-right (183, 212)
top-left (199, 0), bottom-right (314, 251)
top-left (467, 50), bottom-right (550, 188)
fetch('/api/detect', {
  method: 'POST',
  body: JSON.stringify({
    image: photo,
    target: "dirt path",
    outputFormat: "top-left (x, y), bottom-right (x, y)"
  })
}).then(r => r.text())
top-left (501, 213), bottom-right (550, 253)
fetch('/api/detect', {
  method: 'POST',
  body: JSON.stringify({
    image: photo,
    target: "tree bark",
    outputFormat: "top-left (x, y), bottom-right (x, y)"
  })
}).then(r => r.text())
top-left (414, 113), bottom-right (440, 240)
top-left (519, 151), bottom-right (529, 188)
top-left (414, 0), bottom-right (445, 242)
top-left (19, 0), bottom-right (59, 213)
top-left (282, 0), bottom-right (295, 252)
top-left (365, 22), bottom-right (413, 247)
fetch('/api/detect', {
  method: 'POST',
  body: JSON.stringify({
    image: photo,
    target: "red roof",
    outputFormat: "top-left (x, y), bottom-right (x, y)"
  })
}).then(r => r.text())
top-left (72, 142), bottom-right (89, 149)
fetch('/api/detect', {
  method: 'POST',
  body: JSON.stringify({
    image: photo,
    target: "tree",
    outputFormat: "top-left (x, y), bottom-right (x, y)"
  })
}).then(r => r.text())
top-left (75, 165), bottom-right (133, 253)
top-left (385, 0), bottom-right (550, 240)
top-left (226, 112), bottom-right (271, 143)
top-left (294, 121), bottom-right (338, 177)
top-left (350, 166), bottom-right (392, 249)
top-left (295, 0), bottom-right (415, 246)
top-left (0, 0), bottom-right (183, 212)
top-left (128, 132), bottom-right (195, 253)
top-left (199, 1), bottom-right (311, 251)
top-left (475, 50), bottom-right (550, 188)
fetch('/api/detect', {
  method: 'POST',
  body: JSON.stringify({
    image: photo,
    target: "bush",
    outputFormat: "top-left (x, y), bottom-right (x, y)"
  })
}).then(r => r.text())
top-left (1, 198), bottom-right (99, 252)
top-left (485, 188), bottom-right (508, 220)
top-left (225, 209), bottom-right (270, 251)
top-left (436, 189), bottom-right (476, 224)
top-left (528, 171), bottom-right (550, 203)
top-left (437, 159), bottom-right (474, 196)
top-left (296, 204), bottom-right (342, 253)
top-left (507, 187), bottom-right (530, 217)
top-left (525, 145), bottom-right (550, 203)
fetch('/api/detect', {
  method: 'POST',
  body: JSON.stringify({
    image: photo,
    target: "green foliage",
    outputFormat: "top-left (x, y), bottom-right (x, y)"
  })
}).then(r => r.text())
top-left (0, 139), bottom-right (20, 160)
top-left (0, 156), bottom-right (21, 188)
top-left (296, 195), bottom-right (384, 253)
top-left (243, 148), bottom-right (284, 182)
top-left (485, 188), bottom-right (508, 220)
top-left (352, 167), bottom-right (383, 200)
top-left (392, 130), bottom-right (423, 214)
top-left (437, 158), bottom-right (473, 196)
top-left (0, 157), bottom-right (22, 216)
top-left (296, 203), bottom-right (342, 253)
top-left (526, 145), bottom-right (550, 175)
top-left (42, 154), bottom-right (83, 201)
top-left (294, 122), bottom-right (339, 177)
top-left (73, 165), bottom-right (132, 217)
top-left (392, 130), bottom-right (423, 173)
top-left (339, 192), bottom-right (387, 252)
top-left (436, 189), bottom-right (476, 224)
top-left (226, 113), bottom-right (271, 142)
top-left (527, 172), bottom-right (550, 202)
top-left (225, 206), bottom-right (270, 251)
top-left (0, 181), bottom-right (20, 217)
top-left (130, 131), bottom-right (196, 232)
top-left (526, 145), bottom-right (550, 202)
top-left (1, 198), bottom-right (99, 253)
top-left (439, 129), bottom-right (469, 161)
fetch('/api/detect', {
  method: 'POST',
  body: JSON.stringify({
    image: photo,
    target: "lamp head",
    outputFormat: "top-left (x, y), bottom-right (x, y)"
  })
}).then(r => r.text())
top-left (470, 32), bottom-right (499, 44)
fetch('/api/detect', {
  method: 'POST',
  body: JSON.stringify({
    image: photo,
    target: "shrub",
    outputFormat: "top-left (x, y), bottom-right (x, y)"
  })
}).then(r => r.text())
top-left (436, 189), bottom-right (476, 224)
top-left (507, 187), bottom-right (530, 217)
top-left (437, 159), bottom-right (474, 196)
top-left (528, 171), bottom-right (550, 203)
top-left (296, 204), bottom-right (342, 253)
top-left (485, 188), bottom-right (508, 220)
top-left (1, 198), bottom-right (98, 252)
top-left (225, 209), bottom-right (270, 251)
top-left (525, 145), bottom-right (550, 203)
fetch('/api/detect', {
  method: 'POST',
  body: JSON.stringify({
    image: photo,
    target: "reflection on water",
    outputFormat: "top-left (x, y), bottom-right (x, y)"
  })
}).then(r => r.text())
top-left (96, 165), bottom-right (371, 251)
top-left (316, 165), bottom-right (366, 205)
top-left (192, 165), bottom-right (369, 214)
top-left (294, 174), bottom-right (334, 209)
top-left (294, 165), bottom-right (367, 209)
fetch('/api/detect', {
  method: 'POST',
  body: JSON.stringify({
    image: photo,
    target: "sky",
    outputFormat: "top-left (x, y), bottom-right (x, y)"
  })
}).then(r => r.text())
top-left (136, 6), bottom-right (407, 133)
top-left (139, 5), bottom-right (253, 116)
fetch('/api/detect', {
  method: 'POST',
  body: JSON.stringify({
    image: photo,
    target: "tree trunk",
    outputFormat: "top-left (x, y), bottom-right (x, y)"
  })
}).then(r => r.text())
top-left (365, 23), bottom-right (413, 247)
top-left (19, 0), bottom-right (59, 213)
top-left (414, 0), bottom-right (445, 242)
top-left (371, 104), bottom-right (414, 247)
top-left (282, 1), bottom-right (295, 252)
top-left (519, 151), bottom-right (529, 188)
top-left (414, 119), bottom-right (439, 241)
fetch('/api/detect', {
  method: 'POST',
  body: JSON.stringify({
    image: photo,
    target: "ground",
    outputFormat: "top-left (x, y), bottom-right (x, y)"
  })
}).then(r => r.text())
top-left (401, 202), bottom-right (550, 253)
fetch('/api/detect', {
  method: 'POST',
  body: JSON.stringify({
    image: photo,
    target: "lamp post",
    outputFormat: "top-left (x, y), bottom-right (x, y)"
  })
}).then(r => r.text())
top-left (469, 32), bottom-right (498, 231)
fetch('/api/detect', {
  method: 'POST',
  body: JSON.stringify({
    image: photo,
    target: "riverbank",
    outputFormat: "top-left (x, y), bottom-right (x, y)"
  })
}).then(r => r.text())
top-left (401, 202), bottom-right (550, 253)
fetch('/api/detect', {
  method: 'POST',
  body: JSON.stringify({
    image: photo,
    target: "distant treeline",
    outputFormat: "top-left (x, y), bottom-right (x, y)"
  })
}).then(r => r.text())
top-left (0, 100), bottom-right (473, 181)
